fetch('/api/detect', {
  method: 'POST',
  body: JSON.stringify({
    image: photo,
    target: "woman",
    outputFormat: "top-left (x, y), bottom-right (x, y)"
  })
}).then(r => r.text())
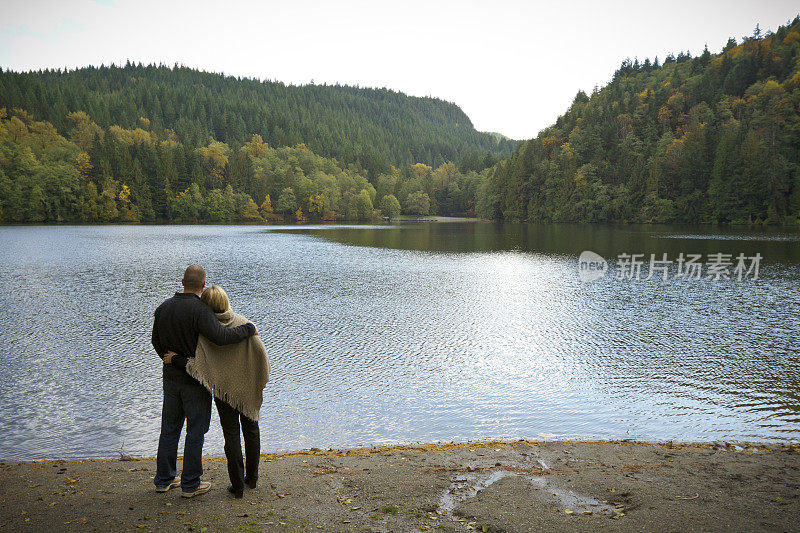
top-left (167, 285), bottom-right (270, 498)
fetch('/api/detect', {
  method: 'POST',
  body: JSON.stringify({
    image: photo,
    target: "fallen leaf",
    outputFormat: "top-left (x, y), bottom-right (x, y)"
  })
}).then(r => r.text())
top-left (565, 509), bottom-right (574, 514)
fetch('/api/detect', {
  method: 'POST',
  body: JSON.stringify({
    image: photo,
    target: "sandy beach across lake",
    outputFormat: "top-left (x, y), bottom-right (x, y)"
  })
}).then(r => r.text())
top-left (1, 439), bottom-right (798, 532)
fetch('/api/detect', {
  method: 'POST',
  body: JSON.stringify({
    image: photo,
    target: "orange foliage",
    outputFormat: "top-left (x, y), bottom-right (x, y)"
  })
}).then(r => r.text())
top-left (783, 31), bottom-right (800, 45)
top-left (243, 134), bottom-right (269, 159)
top-left (541, 136), bottom-right (559, 150)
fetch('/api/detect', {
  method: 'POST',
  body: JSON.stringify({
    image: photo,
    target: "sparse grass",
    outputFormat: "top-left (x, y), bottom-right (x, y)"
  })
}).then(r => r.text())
top-left (234, 526), bottom-right (263, 533)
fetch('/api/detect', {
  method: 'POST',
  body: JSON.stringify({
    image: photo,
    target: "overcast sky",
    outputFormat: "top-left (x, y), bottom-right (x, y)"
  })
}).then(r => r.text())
top-left (1, 0), bottom-right (798, 140)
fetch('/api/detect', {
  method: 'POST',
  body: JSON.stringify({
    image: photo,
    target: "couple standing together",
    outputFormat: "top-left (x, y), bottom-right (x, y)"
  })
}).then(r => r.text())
top-left (150, 265), bottom-right (270, 498)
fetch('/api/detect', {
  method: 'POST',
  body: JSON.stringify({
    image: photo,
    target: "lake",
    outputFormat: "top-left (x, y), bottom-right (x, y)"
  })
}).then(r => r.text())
top-left (0, 222), bottom-right (798, 461)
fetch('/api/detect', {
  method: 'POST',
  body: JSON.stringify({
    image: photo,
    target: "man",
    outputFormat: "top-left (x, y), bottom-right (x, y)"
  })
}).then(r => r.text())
top-left (151, 265), bottom-right (257, 497)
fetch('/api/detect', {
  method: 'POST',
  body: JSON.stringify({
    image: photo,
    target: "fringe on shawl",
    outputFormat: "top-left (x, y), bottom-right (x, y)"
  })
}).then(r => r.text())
top-left (185, 363), bottom-right (262, 422)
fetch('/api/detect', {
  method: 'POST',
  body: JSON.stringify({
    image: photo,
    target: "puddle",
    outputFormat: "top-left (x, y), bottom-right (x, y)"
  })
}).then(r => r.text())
top-left (529, 476), bottom-right (618, 515)
top-left (439, 470), bottom-right (514, 514)
top-left (439, 466), bottom-right (619, 518)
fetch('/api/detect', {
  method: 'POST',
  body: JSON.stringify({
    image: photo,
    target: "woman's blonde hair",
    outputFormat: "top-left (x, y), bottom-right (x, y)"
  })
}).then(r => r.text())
top-left (200, 285), bottom-right (230, 313)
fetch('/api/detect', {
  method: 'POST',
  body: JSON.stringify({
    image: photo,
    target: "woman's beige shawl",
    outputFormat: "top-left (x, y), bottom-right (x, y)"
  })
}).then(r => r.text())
top-left (185, 309), bottom-right (270, 421)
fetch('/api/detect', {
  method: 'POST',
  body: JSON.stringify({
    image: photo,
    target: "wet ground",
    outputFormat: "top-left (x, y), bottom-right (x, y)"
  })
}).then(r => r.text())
top-left (2, 440), bottom-right (799, 532)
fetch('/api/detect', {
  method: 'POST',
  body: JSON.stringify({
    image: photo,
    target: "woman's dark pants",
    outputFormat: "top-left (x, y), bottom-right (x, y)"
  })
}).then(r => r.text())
top-left (214, 397), bottom-right (260, 492)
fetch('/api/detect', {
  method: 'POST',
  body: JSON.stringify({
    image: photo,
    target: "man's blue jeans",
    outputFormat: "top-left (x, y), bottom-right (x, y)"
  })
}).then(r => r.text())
top-left (153, 377), bottom-right (212, 492)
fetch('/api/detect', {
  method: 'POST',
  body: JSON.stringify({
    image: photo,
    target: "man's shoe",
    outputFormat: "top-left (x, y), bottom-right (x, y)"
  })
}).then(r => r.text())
top-left (155, 476), bottom-right (181, 493)
top-left (181, 481), bottom-right (211, 498)
top-left (227, 484), bottom-right (244, 499)
top-left (244, 477), bottom-right (257, 490)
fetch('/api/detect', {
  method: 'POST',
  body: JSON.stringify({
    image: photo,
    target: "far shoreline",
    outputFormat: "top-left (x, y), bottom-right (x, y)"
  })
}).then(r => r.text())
top-left (2, 217), bottom-right (800, 228)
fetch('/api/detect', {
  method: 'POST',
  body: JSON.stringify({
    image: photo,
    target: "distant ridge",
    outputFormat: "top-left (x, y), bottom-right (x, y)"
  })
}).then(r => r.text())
top-left (0, 63), bottom-right (516, 175)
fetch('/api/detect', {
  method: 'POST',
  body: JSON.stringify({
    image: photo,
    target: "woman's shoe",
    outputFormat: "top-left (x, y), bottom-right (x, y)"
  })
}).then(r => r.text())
top-left (227, 484), bottom-right (244, 499)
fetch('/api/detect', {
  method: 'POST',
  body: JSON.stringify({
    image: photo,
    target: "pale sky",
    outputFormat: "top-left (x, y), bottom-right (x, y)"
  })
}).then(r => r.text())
top-left (1, 0), bottom-right (798, 140)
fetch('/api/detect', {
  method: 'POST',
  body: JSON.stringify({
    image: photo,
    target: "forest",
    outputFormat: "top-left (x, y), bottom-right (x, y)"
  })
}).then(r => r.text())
top-left (0, 63), bottom-right (514, 176)
top-left (0, 110), bottom-right (494, 223)
top-left (2, 17), bottom-right (800, 225)
top-left (478, 17), bottom-right (800, 224)
top-left (0, 64), bottom-right (508, 223)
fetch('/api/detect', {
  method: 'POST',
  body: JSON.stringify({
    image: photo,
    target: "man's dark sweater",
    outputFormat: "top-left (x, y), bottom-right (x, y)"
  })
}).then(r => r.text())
top-left (151, 292), bottom-right (256, 384)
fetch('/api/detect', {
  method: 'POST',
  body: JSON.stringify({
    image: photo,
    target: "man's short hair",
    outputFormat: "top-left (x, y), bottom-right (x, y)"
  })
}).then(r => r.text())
top-left (182, 265), bottom-right (206, 292)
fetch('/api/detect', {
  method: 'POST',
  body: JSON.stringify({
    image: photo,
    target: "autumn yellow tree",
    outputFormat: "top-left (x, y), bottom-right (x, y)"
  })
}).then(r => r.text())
top-left (197, 141), bottom-right (229, 185)
top-left (259, 195), bottom-right (274, 219)
top-left (432, 161), bottom-right (458, 189)
top-left (409, 163), bottom-right (432, 180)
top-left (308, 194), bottom-right (325, 218)
top-left (243, 134), bottom-right (269, 159)
top-left (6, 117), bottom-right (28, 144)
top-left (108, 125), bottom-right (153, 145)
top-left (75, 153), bottom-right (93, 181)
top-left (28, 121), bottom-right (61, 151)
top-left (118, 184), bottom-right (139, 222)
top-left (66, 111), bottom-right (103, 150)
top-left (242, 198), bottom-right (262, 222)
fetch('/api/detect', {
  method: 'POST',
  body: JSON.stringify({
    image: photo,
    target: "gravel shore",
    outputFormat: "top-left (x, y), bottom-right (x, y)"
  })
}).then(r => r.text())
top-left (1, 440), bottom-right (798, 532)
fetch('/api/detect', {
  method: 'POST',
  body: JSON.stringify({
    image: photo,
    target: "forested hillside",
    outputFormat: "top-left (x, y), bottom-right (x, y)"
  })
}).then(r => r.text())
top-left (0, 109), bottom-right (493, 223)
top-left (0, 64), bottom-right (514, 175)
top-left (5, 17), bottom-right (799, 226)
top-left (0, 64), bottom-right (510, 224)
top-left (478, 17), bottom-right (800, 224)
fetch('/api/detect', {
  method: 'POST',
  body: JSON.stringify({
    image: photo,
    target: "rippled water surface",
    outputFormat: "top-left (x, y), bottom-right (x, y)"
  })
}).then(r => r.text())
top-left (0, 223), bottom-right (798, 460)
